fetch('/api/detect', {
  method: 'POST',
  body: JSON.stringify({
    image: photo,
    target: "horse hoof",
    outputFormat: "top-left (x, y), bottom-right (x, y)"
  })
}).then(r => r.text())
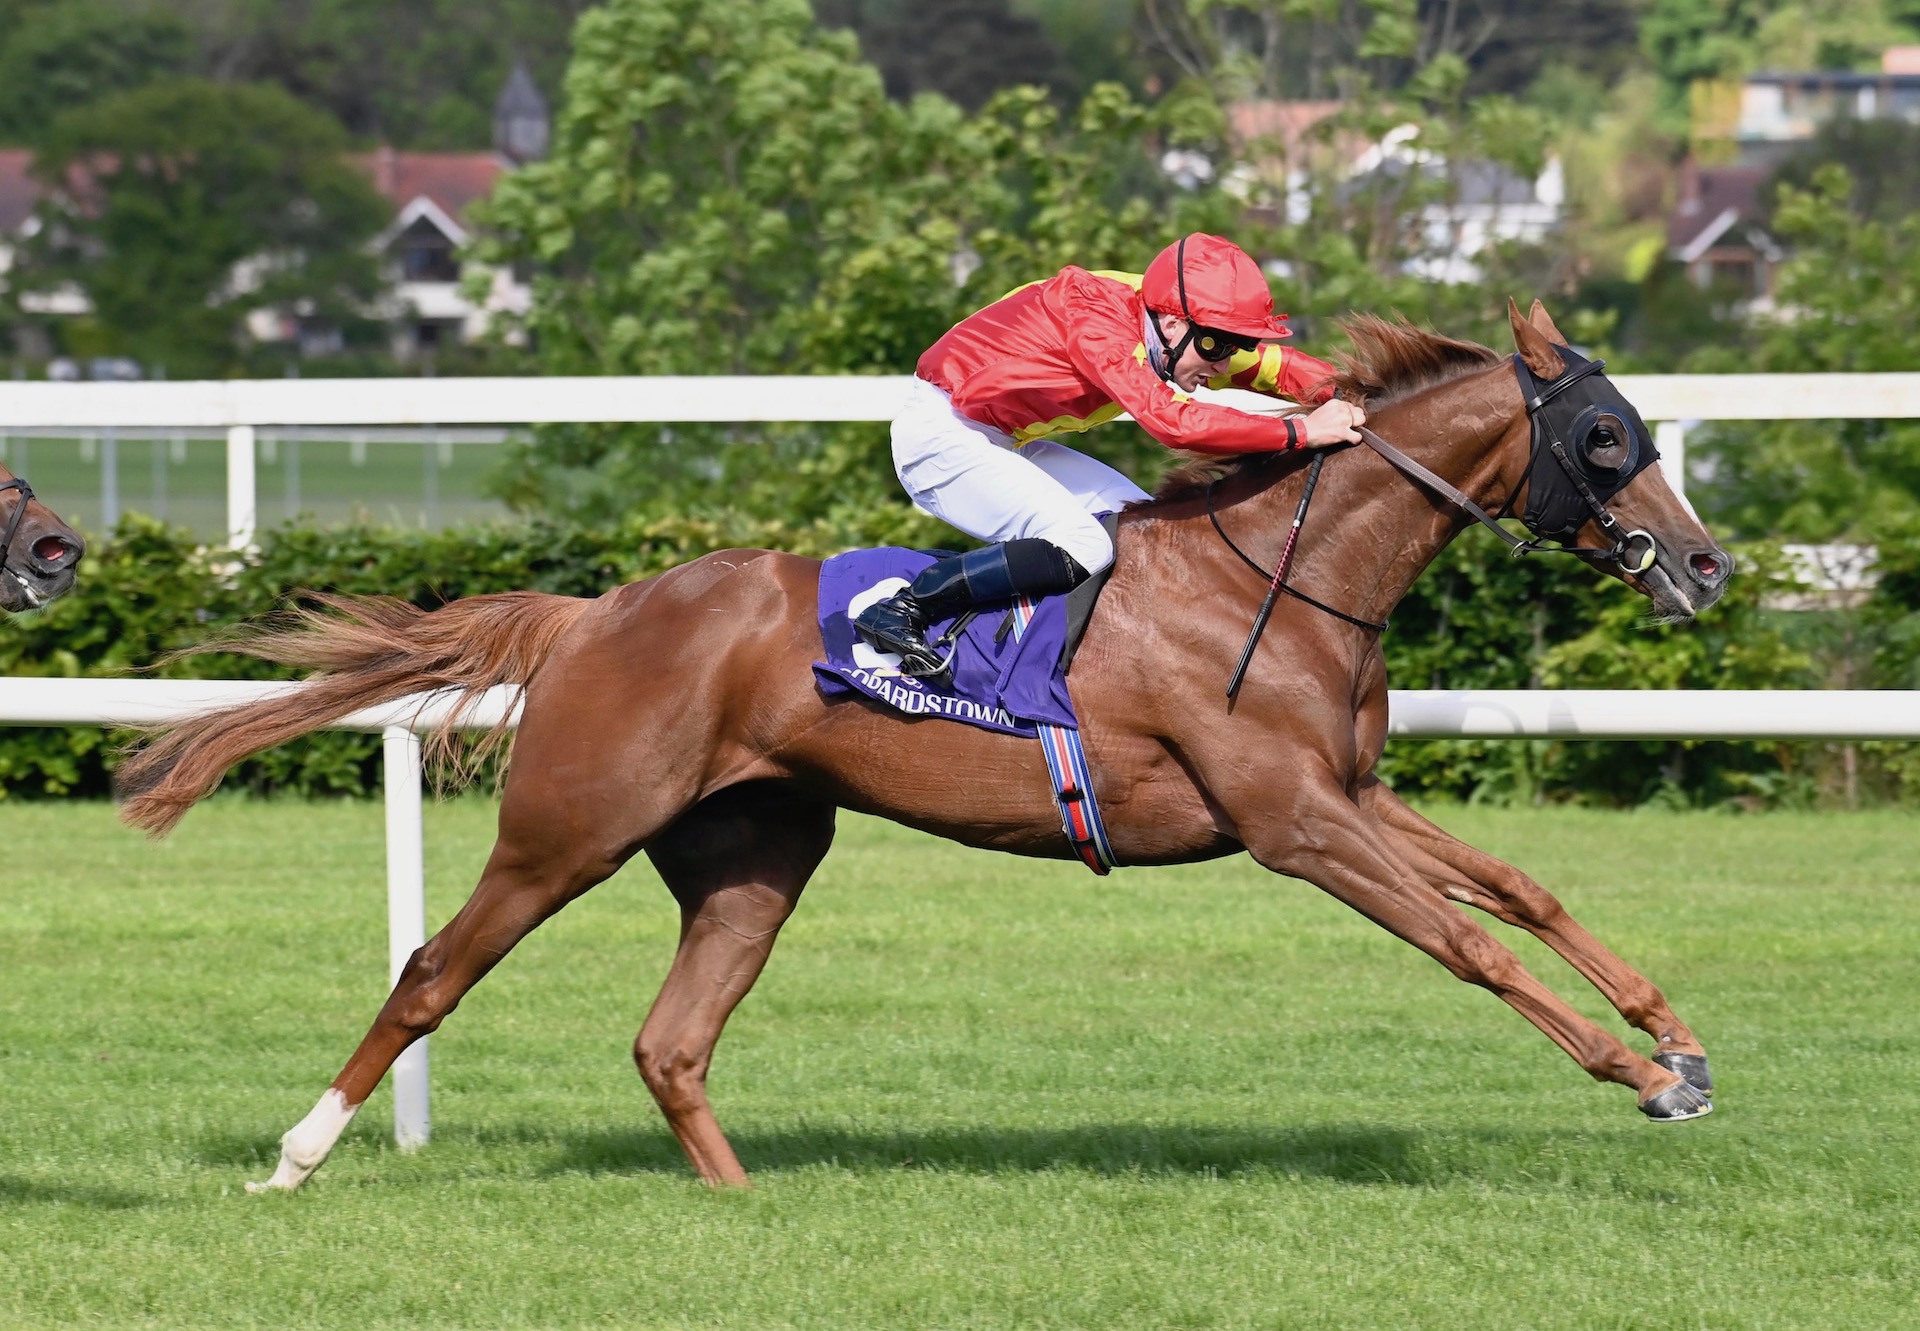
top-left (1640, 1079), bottom-right (1713, 1122)
top-left (1653, 1050), bottom-right (1713, 1097)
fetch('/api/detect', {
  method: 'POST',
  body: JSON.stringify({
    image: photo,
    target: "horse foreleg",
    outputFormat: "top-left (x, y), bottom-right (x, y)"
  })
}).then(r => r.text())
top-left (1240, 791), bottom-right (1709, 1121)
top-left (635, 786), bottom-right (835, 1187)
top-left (1356, 778), bottom-right (1711, 1091)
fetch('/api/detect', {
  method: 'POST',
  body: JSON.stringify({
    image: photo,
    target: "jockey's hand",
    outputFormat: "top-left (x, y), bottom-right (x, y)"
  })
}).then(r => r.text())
top-left (1301, 399), bottom-right (1366, 446)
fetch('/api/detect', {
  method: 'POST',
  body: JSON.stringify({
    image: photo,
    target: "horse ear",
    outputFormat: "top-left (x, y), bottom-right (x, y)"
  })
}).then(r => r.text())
top-left (1527, 299), bottom-right (1570, 346)
top-left (1508, 297), bottom-right (1565, 380)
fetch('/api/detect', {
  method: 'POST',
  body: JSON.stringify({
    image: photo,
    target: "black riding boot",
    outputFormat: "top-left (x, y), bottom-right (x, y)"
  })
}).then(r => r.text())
top-left (854, 538), bottom-right (1088, 681)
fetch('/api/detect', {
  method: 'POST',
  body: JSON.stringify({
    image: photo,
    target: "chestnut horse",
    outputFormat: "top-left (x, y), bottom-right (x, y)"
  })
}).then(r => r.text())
top-left (121, 303), bottom-right (1730, 1192)
top-left (0, 458), bottom-right (85, 613)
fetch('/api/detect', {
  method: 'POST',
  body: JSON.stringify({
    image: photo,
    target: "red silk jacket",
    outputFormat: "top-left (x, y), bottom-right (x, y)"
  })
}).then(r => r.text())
top-left (916, 266), bottom-right (1336, 455)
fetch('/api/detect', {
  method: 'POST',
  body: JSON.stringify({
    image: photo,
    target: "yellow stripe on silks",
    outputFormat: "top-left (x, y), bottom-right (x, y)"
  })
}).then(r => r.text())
top-left (995, 269), bottom-right (1144, 303)
top-left (1204, 344), bottom-right (1283, 393)
top-left (1012, 401), bottom-right (1127, 444)
top-left (1002, 270), bottom-right (1153, 443)
top-left (1252, 344), bottom-right (1286, 393)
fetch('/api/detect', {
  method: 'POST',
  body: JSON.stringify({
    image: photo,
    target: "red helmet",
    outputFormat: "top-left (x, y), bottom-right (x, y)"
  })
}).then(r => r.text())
top-left (1140, 233), bottom-right (1291, 340)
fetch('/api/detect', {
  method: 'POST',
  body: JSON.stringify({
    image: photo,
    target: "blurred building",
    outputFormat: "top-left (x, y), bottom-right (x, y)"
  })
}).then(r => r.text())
top-left (1669, 46), bottom-right (1920, 308)
top-left (1731, 47), bottom-right (1920, 165)
top-left (1218, 102), bottom-right (1566, 284)
top-left (1667, 162), bottom-right (1779, 311)
top-left (4, 64), bottom-right (549, 371)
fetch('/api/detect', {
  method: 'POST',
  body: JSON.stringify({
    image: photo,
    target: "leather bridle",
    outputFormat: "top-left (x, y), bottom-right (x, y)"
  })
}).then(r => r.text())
top-left (1209, 352), bottom-right (1664, 647)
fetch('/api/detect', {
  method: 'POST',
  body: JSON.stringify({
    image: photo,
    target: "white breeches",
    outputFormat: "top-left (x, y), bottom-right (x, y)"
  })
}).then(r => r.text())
top-left (890, 377), bottom-right (1150, 576)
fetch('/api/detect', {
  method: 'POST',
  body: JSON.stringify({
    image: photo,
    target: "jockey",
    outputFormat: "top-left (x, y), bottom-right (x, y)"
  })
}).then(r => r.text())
top-left (855, 231), bottom-right (1367, 677)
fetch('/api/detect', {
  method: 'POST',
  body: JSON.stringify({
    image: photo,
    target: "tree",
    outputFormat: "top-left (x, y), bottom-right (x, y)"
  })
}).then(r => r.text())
top-left (1688, 165), bottom-right (1920, 544)
top-left (1129, 0), bottom-right (1563, 348)
top-left (815, 0), bottom-right (1072, 110)
top-left (1639, 0), bottom-right (1766, 111)
top-left (0, 1), bottom-right (193, 143)
top-left (181, 0), bottom-right (596, 148)
top-left (1769, 117), bottom-right (1920, 226)
top-left (470, 0), bottom-right (1221, 526)
top-left (11, 80), bottom-right (389, 377)
top-left (0, 0), bottom-right (593, 151)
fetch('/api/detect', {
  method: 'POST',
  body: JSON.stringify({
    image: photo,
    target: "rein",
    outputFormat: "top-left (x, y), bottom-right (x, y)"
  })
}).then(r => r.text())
top-left (1206, 463), bottom-right (1387, 636)
top-left (1209, 352), bottom-right (1663, 692)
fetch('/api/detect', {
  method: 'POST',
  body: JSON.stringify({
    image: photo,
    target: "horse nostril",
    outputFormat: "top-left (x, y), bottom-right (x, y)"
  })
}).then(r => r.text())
top-left (1688, 551), bottom-right (1723, 585)
top-left (32, 535), bottom-right (80, 568)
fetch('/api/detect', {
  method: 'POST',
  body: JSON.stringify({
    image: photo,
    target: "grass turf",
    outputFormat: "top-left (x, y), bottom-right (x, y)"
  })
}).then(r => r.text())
top-left (3, 798), bottom-right (1916, 1329)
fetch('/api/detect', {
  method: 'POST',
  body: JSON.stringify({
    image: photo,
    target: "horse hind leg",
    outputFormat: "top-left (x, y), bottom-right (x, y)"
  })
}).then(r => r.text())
top-left (633, 784), bottom-right (835, 1187)
top-left (1357, 778), bottom-right (1712, 1096)
top-left (248, 836), bottom-right (630, 1192)
top-left (248, 734), bottom-right (706, 1192)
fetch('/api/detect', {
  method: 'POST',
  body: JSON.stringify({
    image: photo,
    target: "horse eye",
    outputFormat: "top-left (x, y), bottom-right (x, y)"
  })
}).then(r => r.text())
top-left (1583, 412), bottom-right (1632, 471)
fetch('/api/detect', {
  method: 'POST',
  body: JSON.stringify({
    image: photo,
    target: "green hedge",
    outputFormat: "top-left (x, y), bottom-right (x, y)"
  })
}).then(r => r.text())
top-left (3, 512), bottom-right (1915, 807)
top-left (0, 509), bottom-right (902, 800)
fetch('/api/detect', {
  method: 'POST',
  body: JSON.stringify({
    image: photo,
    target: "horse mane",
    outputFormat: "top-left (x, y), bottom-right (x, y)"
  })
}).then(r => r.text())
top-left (1147, 313), bottom-right (1502, 504)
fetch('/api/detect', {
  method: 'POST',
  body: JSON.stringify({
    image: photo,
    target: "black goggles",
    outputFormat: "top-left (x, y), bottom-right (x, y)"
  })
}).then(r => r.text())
top-left (1190, 327), bottom-right (1260, 362)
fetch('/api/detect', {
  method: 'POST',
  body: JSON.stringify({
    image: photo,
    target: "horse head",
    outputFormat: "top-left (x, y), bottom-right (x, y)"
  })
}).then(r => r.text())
top-left (1505, 299), bottom-right (1733, 621)
top-left (0, 460), bottom-right (85, 613)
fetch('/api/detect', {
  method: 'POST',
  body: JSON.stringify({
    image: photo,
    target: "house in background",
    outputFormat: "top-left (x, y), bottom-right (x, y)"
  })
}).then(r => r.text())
top-left (1339, 126), bottom-right (1565, 283)
top-left (7, 64), bottom-right (548, 372)
top-left (1669, 46), bottom-right (1920, 307)
top-left (265, 63), bottom-right (548, 363)
top-left (1666, 160), bottom-right (1780, 309)
top-left (1213, 103), bottom-right (1566, 283)
top-left (0, 147), bottom-right (34, 311)
top-left (1731, 46), bottom-right (1920, 166)
top-left (0, 147), bottom-right (90, 339)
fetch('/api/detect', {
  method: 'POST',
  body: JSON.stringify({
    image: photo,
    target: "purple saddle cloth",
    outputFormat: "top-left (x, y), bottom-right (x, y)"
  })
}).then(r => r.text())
top-left (812, 547), bottom-right (1079, 738)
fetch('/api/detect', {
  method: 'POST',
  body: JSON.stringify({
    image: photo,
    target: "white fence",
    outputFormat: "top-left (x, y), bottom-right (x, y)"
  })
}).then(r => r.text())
top-left (7, 372), bottom-right (1920, 547)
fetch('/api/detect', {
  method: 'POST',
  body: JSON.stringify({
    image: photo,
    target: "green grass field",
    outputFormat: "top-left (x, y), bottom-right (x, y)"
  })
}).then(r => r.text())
top-left (4, 799), bottom-right (1917, 1329)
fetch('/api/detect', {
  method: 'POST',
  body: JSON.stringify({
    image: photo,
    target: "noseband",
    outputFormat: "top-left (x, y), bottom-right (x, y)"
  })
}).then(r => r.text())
top-left (0, 476), bottom-right (35, 574)
top-left (1210, 352), bottom-right (1664, 689)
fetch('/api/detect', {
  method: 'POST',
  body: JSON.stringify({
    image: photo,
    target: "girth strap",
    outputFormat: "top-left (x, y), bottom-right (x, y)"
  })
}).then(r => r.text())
top-left (1010, 595), bottom-right (1116, 875)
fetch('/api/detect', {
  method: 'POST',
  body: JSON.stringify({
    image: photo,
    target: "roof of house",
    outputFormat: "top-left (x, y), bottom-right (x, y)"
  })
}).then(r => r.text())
top-left (1668, 164), bottom-right (1769, 257)
top-left (0, 149), bottom-right (39, 234)
top-left (1229, 100), bottom-right (1343, 152)
top-left (1226, 100), bottom-right (1378, 173)
top-left (3, 145), bottom-right (508, 238)
top-left (1747, 67), bottom-right (1920, 90)
top-left (350, 149), bottom-right (507, 229)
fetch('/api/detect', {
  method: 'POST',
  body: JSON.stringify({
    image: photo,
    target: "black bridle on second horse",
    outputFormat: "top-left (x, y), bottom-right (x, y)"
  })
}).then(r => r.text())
top-left (1214, 350), bottom-right (1664, 698)
top-left (0, 476), bottom-right (36, 575)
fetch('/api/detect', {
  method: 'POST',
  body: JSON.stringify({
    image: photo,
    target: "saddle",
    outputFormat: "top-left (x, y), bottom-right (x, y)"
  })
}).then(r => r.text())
top-left (811, 515), bottom-right (1121, 871)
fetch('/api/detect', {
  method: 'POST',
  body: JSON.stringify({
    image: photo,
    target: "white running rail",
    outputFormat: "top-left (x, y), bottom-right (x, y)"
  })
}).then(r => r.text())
top-left (6, 677), bottom-right (1920, 1149)
top-left (7, 372), bottom-right (1920, 548)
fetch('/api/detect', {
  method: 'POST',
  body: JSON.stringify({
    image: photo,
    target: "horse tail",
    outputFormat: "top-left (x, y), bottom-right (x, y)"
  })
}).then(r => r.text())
top-left (117, 590), bottom-right (592, 838)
